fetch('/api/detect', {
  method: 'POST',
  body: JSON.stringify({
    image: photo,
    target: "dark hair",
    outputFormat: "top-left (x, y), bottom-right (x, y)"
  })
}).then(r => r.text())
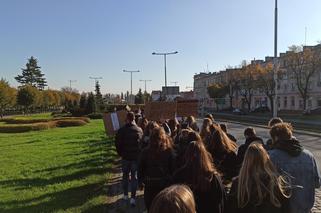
top-left (205, 114), bottom-right (214, 121)
top-left (268, 117), bottom-right (283, 128)
top-left (244, 127), bottom-right (256, 137)
top-left (127, 112), bottom-right (135, 122)
top-left (184, 141), bottom-right (217, 191)
top-left (220, 123), bottom-right (227, 133)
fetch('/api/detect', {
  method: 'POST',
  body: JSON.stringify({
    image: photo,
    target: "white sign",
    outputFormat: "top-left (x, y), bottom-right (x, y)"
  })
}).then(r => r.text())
top-left (111, 112), bottom-right (120, 131)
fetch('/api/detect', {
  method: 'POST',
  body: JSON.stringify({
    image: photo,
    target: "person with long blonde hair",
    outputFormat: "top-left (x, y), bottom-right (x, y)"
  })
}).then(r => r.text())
top-left (149, 185), bottom-right (196, 213)
top-left (138, 127), bottom-right (176, 211)
top-left (173, 140), bottom-right (226, 213)
top-left (226, 142), bottom-right (291, 213)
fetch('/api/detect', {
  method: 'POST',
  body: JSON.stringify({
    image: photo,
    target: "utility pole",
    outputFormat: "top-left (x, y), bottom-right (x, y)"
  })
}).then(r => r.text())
top-left (171, 81), bottom-right (178, 86)
top-left (152, 51), bottom-right (178, 98)
top-left (69, 80), bottom-right (77, 90)
top-left (140, 79), bottom-right (152, 93)
top-left (273, 0), bottom-right (278, 117)
top-left (123, 70), bottom-right (140, 103)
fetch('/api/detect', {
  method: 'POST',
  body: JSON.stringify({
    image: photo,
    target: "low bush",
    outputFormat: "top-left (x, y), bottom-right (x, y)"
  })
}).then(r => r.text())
top-left (87, 113), bottom-right (103, 119)
top-left (55, 119), bottom-right (87, 128)
top-left (0, 125), bottom-right (33, 133)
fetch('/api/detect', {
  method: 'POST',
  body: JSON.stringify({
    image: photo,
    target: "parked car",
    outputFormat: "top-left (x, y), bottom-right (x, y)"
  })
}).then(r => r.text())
top-left (232, 108), bottom-right (247, 115)
top-left (251, 106), bottom-right (270, 113)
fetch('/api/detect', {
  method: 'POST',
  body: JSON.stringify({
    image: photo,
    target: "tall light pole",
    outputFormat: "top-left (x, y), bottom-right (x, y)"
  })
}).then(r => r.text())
top-left (273, 0), bottom-right (278, 117)
top-left (69, 80), bottom-right (77, 90)
top-left (123, 70), bottom-right (140, 103)
top-left (140, 79), bottom-right (152, 93)
top-left (152, 51), bottom-right (178, 97)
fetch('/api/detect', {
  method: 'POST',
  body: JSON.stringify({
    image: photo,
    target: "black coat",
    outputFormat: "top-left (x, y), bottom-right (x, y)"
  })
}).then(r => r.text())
top-left (173, 166), bottom-right (226, 213)
top-left (226, 178), bottom-right (289, 213)
top-left (115, 123), bottom-right (143, 161)
top-left (210, 149), bottom-right (240, 181)
top-left (138, 147), bottom-right (176, 210)
top-left (237, 136), bottom-right (263, 164)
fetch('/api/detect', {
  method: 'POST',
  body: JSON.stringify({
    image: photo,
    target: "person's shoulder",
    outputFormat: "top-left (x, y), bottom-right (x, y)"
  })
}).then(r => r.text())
top-left (301, 149), bottom-right (316, 159)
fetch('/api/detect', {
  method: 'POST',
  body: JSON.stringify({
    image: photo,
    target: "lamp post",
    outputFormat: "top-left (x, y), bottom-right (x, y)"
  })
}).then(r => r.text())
top-left (69, 80), bottom-right (77, 90)
top-left (140, 79), bottom-right (152, 93)
top-left (123, 70), bottom-right (140, 103)
top-left (152, 51), bottom-right (178, 98)
top-left (273, 0), bottom-right (278, 117)
top-left (171, 81), bottom-right (178, 86)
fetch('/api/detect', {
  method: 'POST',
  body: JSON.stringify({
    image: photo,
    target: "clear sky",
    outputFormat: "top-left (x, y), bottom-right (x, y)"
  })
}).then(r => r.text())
top-left (1, 0), bottom-right (321, 94)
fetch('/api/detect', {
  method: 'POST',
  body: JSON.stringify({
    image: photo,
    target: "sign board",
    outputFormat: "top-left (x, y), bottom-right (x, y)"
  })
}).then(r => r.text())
top-left (144, 100), bottom-right (199, 121)
top-left (103, 110), bottom-right (127, 136)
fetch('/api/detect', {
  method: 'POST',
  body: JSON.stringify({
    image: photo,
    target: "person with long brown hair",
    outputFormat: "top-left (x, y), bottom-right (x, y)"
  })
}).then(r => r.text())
top-left (185, 115), bottom-right (199, 132)
top-left (149, 185), bottom-right (196, 213)
top-left (226, 142), bottom-right (291, 213)
top-left (207, 124), bottom-right (239, 182)
top-left (173, 140), bottom-right (226, 213)
top-left (200, 118), bottom-right (213, 147)
top-left (138, 127), bottom-right (176, 211)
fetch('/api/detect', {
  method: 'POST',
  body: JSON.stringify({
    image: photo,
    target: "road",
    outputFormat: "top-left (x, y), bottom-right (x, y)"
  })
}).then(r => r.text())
top-left (213, 121), bottom-right (321, 212)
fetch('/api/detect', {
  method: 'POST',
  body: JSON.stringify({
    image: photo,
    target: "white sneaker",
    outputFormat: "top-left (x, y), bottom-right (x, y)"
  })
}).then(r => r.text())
top-left (130, 198), bottom-right (136, 207)
top-left (123, 195), bottom-right (129, 201)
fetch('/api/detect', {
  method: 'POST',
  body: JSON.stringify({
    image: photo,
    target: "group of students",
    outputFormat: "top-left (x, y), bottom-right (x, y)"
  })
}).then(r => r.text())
top-left (115, 112), bottom-right (321, 213)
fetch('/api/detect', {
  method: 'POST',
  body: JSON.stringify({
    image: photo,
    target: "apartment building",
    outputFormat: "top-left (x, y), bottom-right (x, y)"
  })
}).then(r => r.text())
top-left (193, 44), bottom-right (321, 111)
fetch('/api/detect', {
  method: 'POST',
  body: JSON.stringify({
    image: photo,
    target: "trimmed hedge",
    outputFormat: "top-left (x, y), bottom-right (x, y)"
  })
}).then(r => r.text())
top-left (55, 119), bottom-right (87, 128)
top-left (0, 117), bottom-right (90, 133)
top-left (87, 113), bottom-right (103, 119)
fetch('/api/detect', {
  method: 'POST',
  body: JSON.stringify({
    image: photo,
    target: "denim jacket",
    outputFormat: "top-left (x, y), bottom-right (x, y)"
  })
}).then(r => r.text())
top-left (269, 149), bottom-right (321, 213)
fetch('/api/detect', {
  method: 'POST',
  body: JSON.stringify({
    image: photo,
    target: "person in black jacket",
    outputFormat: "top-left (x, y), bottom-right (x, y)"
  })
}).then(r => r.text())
top-left (173, 140), bottom-right (226, 213)
top-left (237, 127), bottom-right (263, 164)
top-left (226, 142), bottom-right (291, 213)
top-left (207, 124), bottom-right (239, 183)
top-left (138, 127), bottom-right (176, 211)
top-left (115, 112), bottom-right (143, 206)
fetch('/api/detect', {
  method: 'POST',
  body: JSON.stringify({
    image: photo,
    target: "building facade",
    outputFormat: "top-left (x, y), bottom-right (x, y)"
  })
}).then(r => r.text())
top-left (193, 44), bottom-right (321, 112)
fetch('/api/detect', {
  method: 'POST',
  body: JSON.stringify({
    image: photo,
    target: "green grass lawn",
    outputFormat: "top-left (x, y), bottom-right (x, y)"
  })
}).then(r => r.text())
top-left (14, 113), bottom-right (54, 120)
top-left (0, 119), bottom-right (117, 213)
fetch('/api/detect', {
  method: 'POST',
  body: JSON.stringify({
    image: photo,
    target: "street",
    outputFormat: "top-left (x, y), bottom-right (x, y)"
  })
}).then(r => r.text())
top-left (214, 121), bottom-right (321, 212)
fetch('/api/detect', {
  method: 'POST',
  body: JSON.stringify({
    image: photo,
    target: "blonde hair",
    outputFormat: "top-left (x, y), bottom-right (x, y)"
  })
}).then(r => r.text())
top-left (237, 142), bottom-right (291, 208)
top-left (150, 185), bottom-right (196, 213)
top-left (209, 124), bottom-right (237, 153)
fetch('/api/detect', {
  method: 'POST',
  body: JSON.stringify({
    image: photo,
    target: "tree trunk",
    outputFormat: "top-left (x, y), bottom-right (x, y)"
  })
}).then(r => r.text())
top-left (303, 97), bottom-right (307, 111)
top-left (268, 96), bottom-right (274, 117)
top-left (229, 96), bottom-right (233, 110)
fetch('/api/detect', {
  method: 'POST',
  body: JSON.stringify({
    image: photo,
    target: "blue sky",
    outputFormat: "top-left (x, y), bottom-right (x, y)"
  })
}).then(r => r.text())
top-left (1, 0), bottom-right (321, 94)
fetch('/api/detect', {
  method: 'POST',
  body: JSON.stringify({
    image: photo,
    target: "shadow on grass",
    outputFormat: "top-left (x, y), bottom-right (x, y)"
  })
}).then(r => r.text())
top-left (0, 136), bottom-right (118, 213)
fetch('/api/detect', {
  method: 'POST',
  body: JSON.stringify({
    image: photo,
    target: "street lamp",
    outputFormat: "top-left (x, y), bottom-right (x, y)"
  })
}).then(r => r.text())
top-left (123, 70), bottom-right (140, 103)
top-left (69, 80), bottom-right (77, 90)
top-left (139, 79), bottom-right (152, 93)
top-left (171, 81), bottom-right (179, 86)
top-left (273, 0), bottom-right (278, 117)
top-left (152, 51), bottom-right (178, 97)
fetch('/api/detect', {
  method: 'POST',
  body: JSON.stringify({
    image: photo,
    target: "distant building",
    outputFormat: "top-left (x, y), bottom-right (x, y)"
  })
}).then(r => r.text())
top-left (162, 86), bottom-right (180, 101)
top-left (179, 90), bottom-right (195, 100)
top-left (151, 90), bottom-right (161, 101)
top-left (193, 44), bottom-right (321, 111)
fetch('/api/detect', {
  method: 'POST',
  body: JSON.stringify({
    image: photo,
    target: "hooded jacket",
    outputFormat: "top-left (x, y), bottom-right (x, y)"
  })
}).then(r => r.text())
top-left (269, 138), bottom-right (321, 213)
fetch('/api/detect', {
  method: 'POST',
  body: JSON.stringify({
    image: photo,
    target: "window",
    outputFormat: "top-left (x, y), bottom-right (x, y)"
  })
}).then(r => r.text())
top-left (308, 100), bottom-right (312, 108)
top-left (277, 84), bottom-right (280, 90)
top-left (277, 97), bottom-right (281, 108)
top-left (299, 100), bottom-right (304, 109)
top-left (284, 97), bottom-right (288, 108)
top-left (291, 96), bottom-right (295, 107)
top-left (291, 83), bottom-right (295, 91)
top-left (284, 84), bottom-right (288, 91)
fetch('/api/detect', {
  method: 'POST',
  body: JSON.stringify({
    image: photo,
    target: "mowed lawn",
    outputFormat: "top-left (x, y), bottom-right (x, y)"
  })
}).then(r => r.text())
top-left (0, 118), bottom-right (117, 213)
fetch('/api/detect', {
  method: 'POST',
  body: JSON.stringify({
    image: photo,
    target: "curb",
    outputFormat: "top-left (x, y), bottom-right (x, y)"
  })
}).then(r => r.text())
top-left (214, 118), bottom-right (321, 138)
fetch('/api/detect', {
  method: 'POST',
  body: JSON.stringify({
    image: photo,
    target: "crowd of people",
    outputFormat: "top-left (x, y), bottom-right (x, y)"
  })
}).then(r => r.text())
top-left (115, 112), bottom-right (321, 213)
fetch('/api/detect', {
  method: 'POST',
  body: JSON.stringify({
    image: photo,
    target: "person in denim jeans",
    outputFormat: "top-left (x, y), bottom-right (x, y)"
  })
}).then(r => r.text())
top-left (115, 112), bottom-right (143, 206)
top-left (269, 123), bottom-right (321, 213)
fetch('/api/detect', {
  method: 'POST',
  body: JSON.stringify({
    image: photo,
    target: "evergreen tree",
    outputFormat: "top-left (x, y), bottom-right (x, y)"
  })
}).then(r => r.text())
top-left (86, 92), bottom-right (96, 114)
top-left (15, 56), bottom-right (47, 90)
top-left (121, 92), bottom-right (124, 100)
top-left (95, 81), bottom-right (103, 106)
top-left (79, 93), bottom-right (87, 109)
top-left (135, 88), bottom-right (144, 104)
